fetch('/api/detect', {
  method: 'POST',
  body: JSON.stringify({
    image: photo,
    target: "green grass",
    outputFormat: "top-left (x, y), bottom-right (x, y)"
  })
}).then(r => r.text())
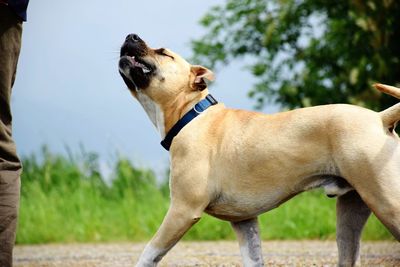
top-left (16, 149), bottom-right (393, 244)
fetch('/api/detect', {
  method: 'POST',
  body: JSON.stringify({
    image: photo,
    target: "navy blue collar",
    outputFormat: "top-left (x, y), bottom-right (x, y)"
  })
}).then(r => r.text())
top-left (161, 94), bottom-right (218, 151)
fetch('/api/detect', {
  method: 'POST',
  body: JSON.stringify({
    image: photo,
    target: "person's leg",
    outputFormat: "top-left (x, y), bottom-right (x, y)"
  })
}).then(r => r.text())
top-left (0, 5), bottom-right (23, 267)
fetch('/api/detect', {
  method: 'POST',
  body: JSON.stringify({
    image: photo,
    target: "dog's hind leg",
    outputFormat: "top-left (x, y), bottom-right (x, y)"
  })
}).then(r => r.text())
top-left (345, 164), bottom-right (400, 241)
top-left (335, 136), bottom-right (400, 242)
top-left (336, 191), bottom-right (371, 267)
top-left (357, 178), bottom-right (400, 241)
top-left (231, 217), bottom-right (264, 267)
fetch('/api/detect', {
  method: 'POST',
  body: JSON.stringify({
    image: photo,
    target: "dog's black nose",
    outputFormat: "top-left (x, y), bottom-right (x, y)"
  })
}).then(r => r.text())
top-left (126, 33), bottom-right (141, 42)
top-left (120, 33), bottom-right (148, 58)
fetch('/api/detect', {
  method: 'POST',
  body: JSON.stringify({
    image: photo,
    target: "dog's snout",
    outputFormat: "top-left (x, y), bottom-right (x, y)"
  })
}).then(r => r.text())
top-left (120, 33), bottom-right (149, 58)
top-left (126, 33), bottom-right (141, 42)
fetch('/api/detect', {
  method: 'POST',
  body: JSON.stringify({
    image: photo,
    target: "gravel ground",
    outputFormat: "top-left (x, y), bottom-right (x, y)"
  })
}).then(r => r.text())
top-left (14, 241), bottom-right (400, 267)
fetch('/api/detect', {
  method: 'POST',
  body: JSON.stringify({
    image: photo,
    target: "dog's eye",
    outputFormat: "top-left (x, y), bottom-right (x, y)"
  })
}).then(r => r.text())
top-left (155, 48), bottom-right (174, 60)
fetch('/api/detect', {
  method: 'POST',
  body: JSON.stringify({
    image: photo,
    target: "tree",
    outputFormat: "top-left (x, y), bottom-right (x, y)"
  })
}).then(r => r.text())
top-left (191, 0), bottom-right (400, 110)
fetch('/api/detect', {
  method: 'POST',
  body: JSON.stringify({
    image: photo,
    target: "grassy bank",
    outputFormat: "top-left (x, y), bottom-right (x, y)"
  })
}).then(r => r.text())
top-left (17, 149), bottom-right (392, 244)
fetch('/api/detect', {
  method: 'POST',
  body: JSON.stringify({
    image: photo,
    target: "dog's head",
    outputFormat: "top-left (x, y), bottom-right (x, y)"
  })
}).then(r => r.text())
top-left (118, 34), bottom-right (214, 101)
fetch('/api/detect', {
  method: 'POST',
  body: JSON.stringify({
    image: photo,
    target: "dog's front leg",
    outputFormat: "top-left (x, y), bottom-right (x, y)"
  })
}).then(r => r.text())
top-left (136, 201), bottom-right (204, 267)
top-left (231, 217), bottom-right (264, 267)
top-left (336, 191), bottom-right (371, 267)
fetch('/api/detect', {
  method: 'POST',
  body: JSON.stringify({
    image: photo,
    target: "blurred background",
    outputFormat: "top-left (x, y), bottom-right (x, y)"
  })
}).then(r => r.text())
top-left (13, 0), bottom-right (398, 244)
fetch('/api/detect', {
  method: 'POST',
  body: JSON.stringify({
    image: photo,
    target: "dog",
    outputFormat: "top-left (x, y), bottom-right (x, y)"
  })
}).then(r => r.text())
top-left (118, 33), bottom-right (400, 267)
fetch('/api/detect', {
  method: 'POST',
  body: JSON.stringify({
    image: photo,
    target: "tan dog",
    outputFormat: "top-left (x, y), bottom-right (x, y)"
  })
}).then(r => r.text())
top-left (118, 34), bottom-right (400, 267)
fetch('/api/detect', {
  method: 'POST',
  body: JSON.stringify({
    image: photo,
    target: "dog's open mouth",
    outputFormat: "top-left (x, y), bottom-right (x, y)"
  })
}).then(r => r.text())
top-left (119, 54), bottom-right (154, 90)
top-left (126, 56), bottom-right (152, 74)
top-left (118, 34), bottom-right (155, 90)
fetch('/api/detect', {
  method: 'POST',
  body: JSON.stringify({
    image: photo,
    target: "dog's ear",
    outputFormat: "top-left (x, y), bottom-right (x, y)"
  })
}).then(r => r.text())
top-left (190, 65), bottom-right (215, 91)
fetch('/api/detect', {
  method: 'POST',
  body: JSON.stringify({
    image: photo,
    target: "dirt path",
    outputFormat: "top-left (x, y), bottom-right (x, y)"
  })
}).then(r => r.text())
top-left (15, 241), bottom-right (400, 266)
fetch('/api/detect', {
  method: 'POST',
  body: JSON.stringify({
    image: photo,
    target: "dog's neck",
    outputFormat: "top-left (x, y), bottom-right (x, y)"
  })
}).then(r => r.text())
top-left (136, 91), bottom-right (166, 138)
top-left (136, 89), bottom-right (209, 139)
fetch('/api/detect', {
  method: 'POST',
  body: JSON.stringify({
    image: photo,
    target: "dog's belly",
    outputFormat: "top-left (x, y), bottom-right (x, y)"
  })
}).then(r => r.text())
top-left (204, 175), bottom-right (353, 222)
top-left (204, 190), bottom-right (295, 222)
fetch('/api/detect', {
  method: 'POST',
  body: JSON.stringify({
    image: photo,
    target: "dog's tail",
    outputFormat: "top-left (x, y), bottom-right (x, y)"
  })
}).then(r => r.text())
top-left (374, 83), bottom-right (400, 130)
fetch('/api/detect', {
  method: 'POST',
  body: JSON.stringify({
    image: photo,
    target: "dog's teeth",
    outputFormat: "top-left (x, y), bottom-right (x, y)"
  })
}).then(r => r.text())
top-left (143, 68), bottom-right (151, 73)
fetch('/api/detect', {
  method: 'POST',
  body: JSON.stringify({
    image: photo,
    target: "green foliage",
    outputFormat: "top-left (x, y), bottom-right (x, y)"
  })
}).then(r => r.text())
top-left (18, 148), bottom-right (169, 244)
top-left (192, 0), bottom-right (400, 110)
top-left (17, 149), bottom-right (392, 244)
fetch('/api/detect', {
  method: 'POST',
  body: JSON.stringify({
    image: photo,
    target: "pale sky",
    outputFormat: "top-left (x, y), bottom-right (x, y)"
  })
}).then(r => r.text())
top-left (12, 0), bottom-right (278, 176)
